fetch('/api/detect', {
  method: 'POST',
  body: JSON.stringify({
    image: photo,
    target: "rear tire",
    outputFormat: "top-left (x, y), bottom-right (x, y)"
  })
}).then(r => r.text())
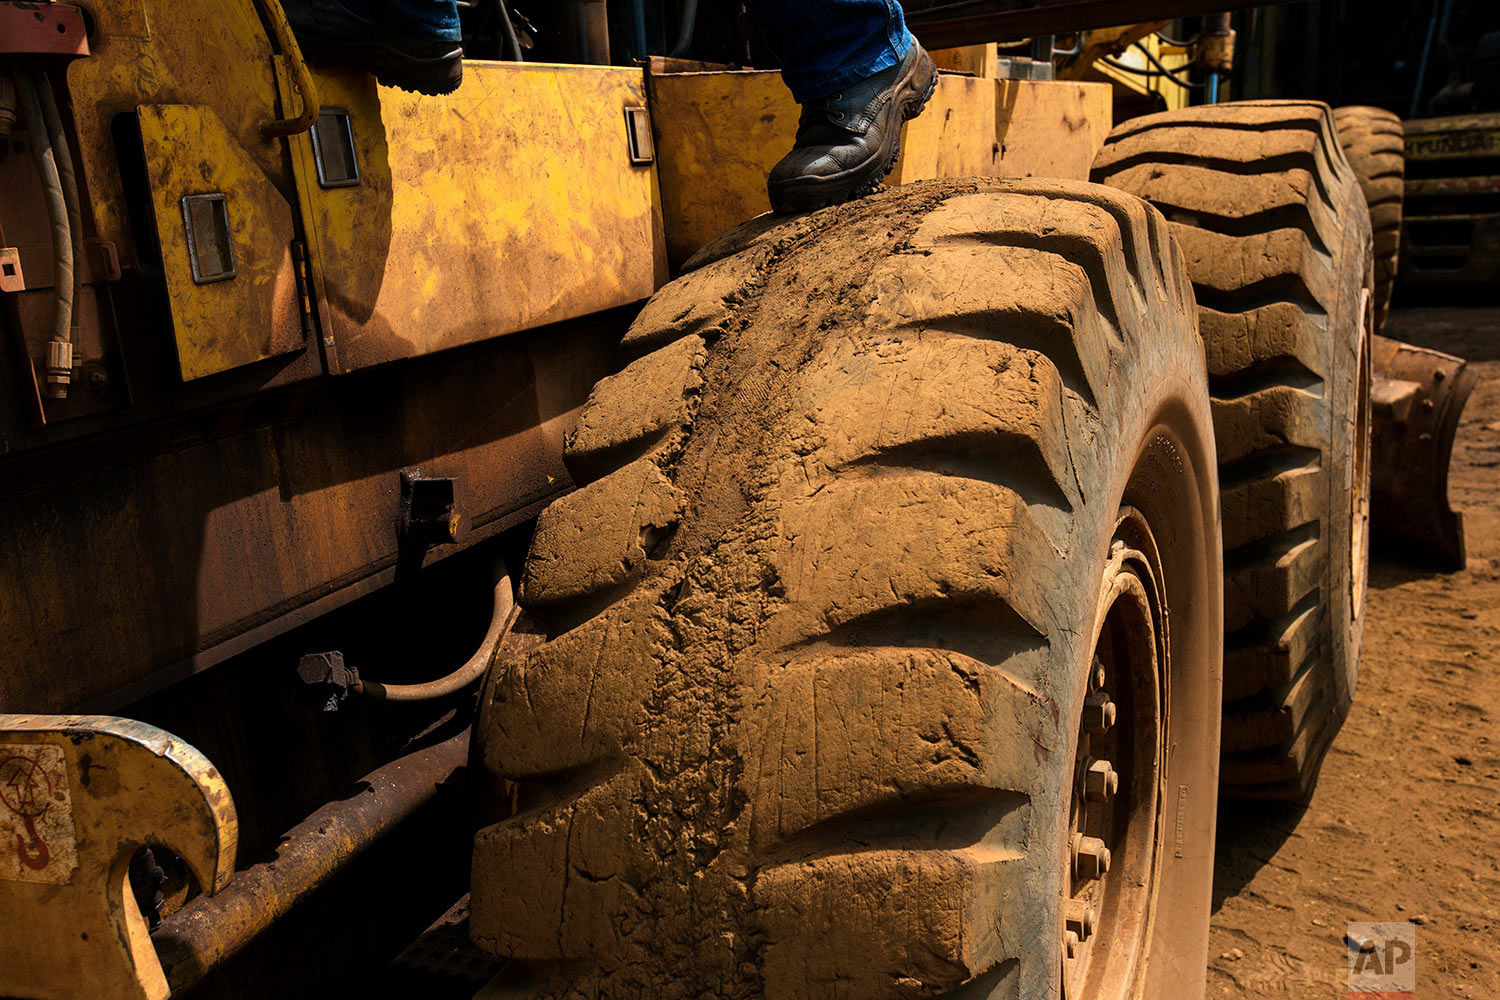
top-left (1335, 106), bottom-right (1404, 332)
top-left (470, 179), bottom-right (1223, 998)
top-left (1093, 100), bottom-right (1373, 799)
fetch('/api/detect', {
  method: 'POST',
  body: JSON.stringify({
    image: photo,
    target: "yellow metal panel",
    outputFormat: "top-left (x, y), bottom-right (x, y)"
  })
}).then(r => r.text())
top-left (286, 62), bottom-right (667, 372)
top-left (136, 105), bottom-right (303, 380)
top-left (650, 70), bottom-right (1114, 267)
top-left (62, 1), bottom-right (294, 272)
top-left (646, 69), bottom-right (797, 270)
top-left (995, 80), bottom-right (1113, 181)
top-left (887, 75), bottom-right (1000, 185)
top-left (0, 715), bottom-right (235, 1000)
top-left (930, 43), bottom-right (1002, 79)
top-left (930, 44), bottom-right (1000, 79)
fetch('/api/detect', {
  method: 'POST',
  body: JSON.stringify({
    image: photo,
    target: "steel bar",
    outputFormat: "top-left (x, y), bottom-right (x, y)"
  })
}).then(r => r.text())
top-left (153, 730), bottom-right (469, 993)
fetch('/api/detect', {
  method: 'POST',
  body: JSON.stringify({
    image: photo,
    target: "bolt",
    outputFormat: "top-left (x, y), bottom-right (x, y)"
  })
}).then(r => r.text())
top-left (1090, 659), bottom-right (1106, 691)
top-left (1085, 759), bottom-right (1118, 803)
top-left (87, 368), bottom-right (108, 388)
top-left (1072, 834), bottom-right (1111, 881)
top-left (1082, 691), bottom-right (1116, 735)
top-left (1065, 898), bottom-right (1096, 941)
top-left (1434, 369), bottom-right (1446, 382)
top-left (1064, 929), bottom-right (1080, 959)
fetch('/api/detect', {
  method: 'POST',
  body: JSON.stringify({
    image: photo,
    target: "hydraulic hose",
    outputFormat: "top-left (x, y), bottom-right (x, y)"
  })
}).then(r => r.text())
top-left (13, 65), bottom-right (74, 397)
top-left (496, 0), bottom-right (524, 61)
top-left (35, 71), bottom-right (82, 347)
top-left (357, 560), bottom-right (516, 702)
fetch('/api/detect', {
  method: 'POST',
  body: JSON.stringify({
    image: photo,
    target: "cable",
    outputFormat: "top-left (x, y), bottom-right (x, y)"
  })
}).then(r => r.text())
top-left (1153, 31), bottom-right (1199, 48)
top-left (1102, 42), bottom-right (1204, 90)
top-left (495, 0), bottom-right (524, 60)
top-left (358, 560), bottom-right (518, 702)
top-left (35, 71), bottom-right (82, 352)
top-left (13, 65), bottom-right (74, 397)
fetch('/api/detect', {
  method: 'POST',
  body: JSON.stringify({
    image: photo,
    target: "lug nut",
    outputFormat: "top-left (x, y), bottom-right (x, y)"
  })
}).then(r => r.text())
top-left (1064, 929), bottom-right (1080, 959)
top-left (1085, 759), bottom-right (1118, 803)
top-left (1082, 691), bottom-right (1116, 735)
top-left (1072, 834), bottom-right (1111, 881)
top-left (1064, 899), bottom-right (1096, 941)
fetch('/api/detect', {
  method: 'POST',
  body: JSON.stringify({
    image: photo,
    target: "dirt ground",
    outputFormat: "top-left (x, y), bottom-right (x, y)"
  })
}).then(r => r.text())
top-left (1207, 304), bottom-right (1500, 998)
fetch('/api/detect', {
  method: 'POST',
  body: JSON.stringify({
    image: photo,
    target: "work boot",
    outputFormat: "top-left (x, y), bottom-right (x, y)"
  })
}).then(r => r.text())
top-left (282, 0), bottom-right (464, 97)
top-left (767, 41), bottom-right (938, 214)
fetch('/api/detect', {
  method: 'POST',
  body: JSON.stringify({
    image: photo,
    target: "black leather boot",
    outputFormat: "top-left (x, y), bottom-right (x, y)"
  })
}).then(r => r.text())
top-left (767, 42), bottom-right (938, 213)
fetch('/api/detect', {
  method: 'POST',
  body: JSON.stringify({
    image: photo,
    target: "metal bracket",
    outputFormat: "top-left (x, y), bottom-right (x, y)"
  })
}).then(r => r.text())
top-left (0, 2), bottom-right (90, 57)
top-left (0, 715), bottom-right (238, 1000)
top-left (0, 246), bottom-right (23, 292)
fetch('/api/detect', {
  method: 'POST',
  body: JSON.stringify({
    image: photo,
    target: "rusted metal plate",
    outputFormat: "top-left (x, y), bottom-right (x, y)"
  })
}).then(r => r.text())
top-left (0, 312), bottom-right (621, 714)
top-left (283, 62), bottom-right (667, 372)
top-left (0, 2), bottom-right (89, 56)
top-left (1370, 335), bottom-right (1479, 571)
top-left (1404, 112), bottom-right (1500, 161)
top-left (135, 104), bottom-right (304, 379)
top-left (0, 715), bottom-right (236, 1000)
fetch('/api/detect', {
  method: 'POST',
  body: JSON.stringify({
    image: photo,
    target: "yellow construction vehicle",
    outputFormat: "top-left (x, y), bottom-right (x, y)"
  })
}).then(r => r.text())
top-left (0, 3), bottom-right (1383, 998)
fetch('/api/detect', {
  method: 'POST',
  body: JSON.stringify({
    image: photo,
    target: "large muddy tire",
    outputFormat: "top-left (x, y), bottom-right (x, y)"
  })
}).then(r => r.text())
top-left (1334, 106), bottom-right (1404, 332)
top-left (469, 179), bottom-right (1223, 999)
top-left (1092, 101), bottom-right (1373, 799)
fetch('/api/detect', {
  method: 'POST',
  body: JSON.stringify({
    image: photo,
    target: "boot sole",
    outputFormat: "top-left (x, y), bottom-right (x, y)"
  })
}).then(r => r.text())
top-left (297, 35), bottom-right (464, 97)
top-left (768, 45), bottom-right (939, 214)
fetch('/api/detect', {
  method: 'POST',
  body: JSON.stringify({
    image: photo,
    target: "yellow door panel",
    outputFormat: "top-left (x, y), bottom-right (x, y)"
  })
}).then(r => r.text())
top-left (62, 1), bottom-right (295, 273)
top-left (285, 62), bottom-right (668, 372)
top-left (136, 105), bottom-right (304, 381)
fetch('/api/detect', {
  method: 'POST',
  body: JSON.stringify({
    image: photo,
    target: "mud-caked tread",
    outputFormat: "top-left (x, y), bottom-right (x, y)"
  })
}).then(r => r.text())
top-left (1094, 100), bottom-right (1373, 798)
top-left (471, 178), bottom-right (1222, 999)
top-left (1334, 106), bottom-right (1404, 332)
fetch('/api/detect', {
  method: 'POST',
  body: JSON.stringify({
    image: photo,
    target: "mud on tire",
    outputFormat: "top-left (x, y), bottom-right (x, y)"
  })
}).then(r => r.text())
top-left (1093, 101), bottom-right (1374, 799)
top-left (470, 179), bottom-right (1223, 998)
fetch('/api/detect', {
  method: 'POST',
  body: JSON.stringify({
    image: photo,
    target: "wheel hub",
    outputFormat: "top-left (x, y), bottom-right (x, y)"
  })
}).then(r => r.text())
top-left (1063, 510), bottom-right (1169, 999)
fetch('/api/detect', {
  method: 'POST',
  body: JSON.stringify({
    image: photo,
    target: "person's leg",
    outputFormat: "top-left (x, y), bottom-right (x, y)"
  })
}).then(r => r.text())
top-left (743, 0), bottom-right (912, 104)
top-left (283, 0), bottom-right (464, 96)
top-left (741, 0), bottom-right (937, 212)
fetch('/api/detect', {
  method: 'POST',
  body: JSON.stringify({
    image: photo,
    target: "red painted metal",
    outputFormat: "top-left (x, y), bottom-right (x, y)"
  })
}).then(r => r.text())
top-left (0, 3), bottom-right (90, 57)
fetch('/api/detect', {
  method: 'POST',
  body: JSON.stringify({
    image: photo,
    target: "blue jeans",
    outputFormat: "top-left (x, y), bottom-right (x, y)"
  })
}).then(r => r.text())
top-left (334, 0), bottom-right (461, 42)
top-left (742, 0), bottom-right (913, 104)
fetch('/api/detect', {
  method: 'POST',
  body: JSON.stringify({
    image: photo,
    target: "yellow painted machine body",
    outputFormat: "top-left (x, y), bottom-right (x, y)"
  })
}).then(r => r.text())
top-left (0, 6), bottom-right (1117, 997)
top-left (0, 0), bottom-right (1111, 719)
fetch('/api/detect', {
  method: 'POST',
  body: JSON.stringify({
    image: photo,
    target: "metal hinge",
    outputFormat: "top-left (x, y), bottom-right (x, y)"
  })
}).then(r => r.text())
top-left (290, 239), bottom-right (321, 345)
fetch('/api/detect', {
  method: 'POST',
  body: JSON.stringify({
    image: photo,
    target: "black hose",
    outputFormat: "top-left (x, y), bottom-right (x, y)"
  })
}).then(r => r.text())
top-left (495, 0), bottom-right (524, 60)
top-left (1102, 42), bottom-right (1204, 90)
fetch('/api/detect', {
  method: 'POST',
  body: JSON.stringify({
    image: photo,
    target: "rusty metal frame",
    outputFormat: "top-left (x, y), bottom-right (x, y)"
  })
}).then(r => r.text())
top-left (0, 2), bottom-right (90, 57)
top-left (903, 0), bottom-right (1293, 48)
